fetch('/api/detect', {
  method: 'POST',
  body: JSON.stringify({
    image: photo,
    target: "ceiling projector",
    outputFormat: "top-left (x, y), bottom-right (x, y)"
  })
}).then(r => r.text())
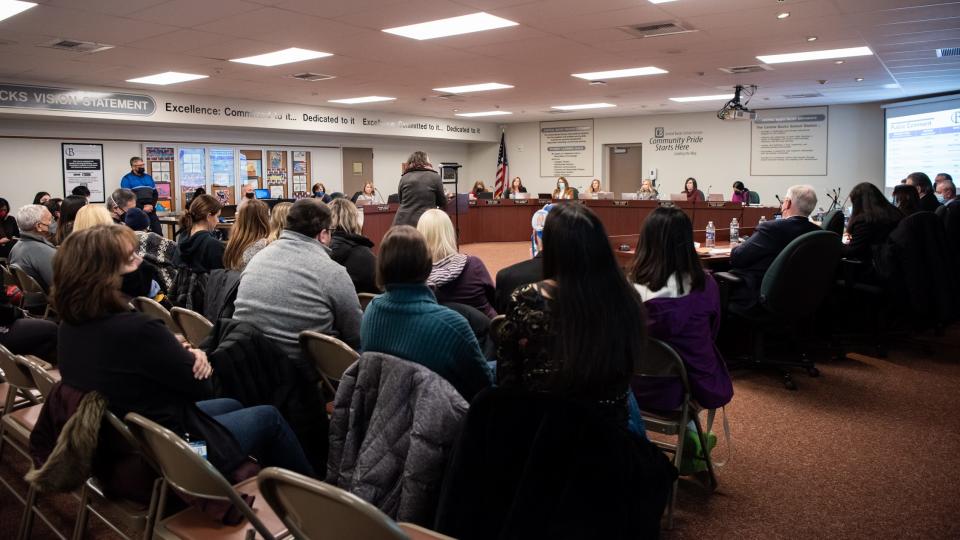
top-left (718, 85), bottom-right (757, 121)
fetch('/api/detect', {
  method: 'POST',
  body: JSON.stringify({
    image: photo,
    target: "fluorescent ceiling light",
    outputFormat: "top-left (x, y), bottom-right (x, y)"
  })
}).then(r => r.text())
top-left (383, 12), bottom-right (518, 40)
top-left (433, 82), bottom-right (513, 94)
top-left (230, 47), bottom-right (332, 67)
top-left (551, 103), bottom-right (616, 110)
top-left (572, 66), bottom-right (668, 80)
top-left (776, 12), bottom-right (790, 19)
top-left (126, 71), bottom-right (208, 85)
top-left (757, 46), bottom-right (873, 64)
top-left (456, 110), bottom-right (512, 117)
top-left (0, 1), bottom-right (35, 23)
top-left (669, 94), bottom-right (734, 103)
top-left (328, 96), bottom-right (396, 104)
top-left (648, 0), bottom-right (676, 3)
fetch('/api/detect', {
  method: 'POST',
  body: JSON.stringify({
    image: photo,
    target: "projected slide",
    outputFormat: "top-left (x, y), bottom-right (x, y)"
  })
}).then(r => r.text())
top-left (886, 105), bottom-right (960, 187)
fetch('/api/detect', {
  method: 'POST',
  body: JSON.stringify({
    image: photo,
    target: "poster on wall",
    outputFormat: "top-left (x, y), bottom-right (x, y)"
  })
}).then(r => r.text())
top-left (540, 119), bottom-right (594, 177)
top-left (750, 106), bottom-right (828, 176)
top-left (210, 148), bottom-right (235, 186)
top-left (61, 143), bottom-right (105, 202)
top-left (179, 148), bottom-right (206, 188)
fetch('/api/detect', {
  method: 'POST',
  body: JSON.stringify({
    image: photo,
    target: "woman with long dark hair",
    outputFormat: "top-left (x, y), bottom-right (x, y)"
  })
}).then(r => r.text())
top-left (844, 182), bottom-right (903, 262)
top-left (176, 194), bottom-right (224, 271)
top-left (54, 194), bottom-right (88, 245)
top-left (892, 184), bottom-right (920, 216)
top-left (32, 191), bottom-right (51, 205)
top-left (497, 203), bottom-right (646, 431)
top-left (731, 181), bottom-right (749, 204)
top-left (0, 197), bottom-right (19, 258)
top-left (684, 178), bottom-right (705, 202)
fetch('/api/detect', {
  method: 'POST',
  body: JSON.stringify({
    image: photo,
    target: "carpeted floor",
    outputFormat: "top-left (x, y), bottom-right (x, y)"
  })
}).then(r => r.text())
top-left (3, 242), bottom-right (958, 538)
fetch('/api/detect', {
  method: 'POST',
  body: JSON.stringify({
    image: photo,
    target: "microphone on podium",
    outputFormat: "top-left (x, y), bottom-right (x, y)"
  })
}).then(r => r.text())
top-left (775, 194), bottom-right (783, 205)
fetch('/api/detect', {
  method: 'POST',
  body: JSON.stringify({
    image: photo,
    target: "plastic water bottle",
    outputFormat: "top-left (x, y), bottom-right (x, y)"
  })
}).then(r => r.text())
top-left (705, 221), bottom-right (716, 248)
top-left (758, 215), bottom-right (767, 225)
top-left (730, 218), bottom-right (739, 245)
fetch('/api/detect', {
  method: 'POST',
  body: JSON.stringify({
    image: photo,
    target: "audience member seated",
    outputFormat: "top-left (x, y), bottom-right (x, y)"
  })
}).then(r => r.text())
top-left (731, 181), bottom-right (750, 204)
top-left (892, 184), bottom-right (921, 215)
top-left (125, 208), bottom-right (178, 292)
top-left (223, 198), bottom-right (271, 271)
top-left (551, 177), bottom-right (576, 200)
top-left (728, 184), bottom-right (819, 310)
top-left (629, 206), bottom-right (733, 412)
top-left (905, 172), bottom-right (941, 212)
top-left (43, 198), bottom-right (62, 239)
top-left (234, 199), bottom-right (362, 358)
top-left (106, 188), bottom-right (137, 224)
top-left (0, 197), bottom-right (19, 259)
top-left (328, 198), bottom-right (378, 294)
top-left (496, 203), bottom-right (647, 434)
top-left (46, 224), bottom-right (315, 486)
top-left (936, 179), bottom-right (957, 208)
top-left (935, 172), bottom-right (953, 186)
top-left (9, 204), bottom-right (55, 291)
top-left (638, 178), bottom-right (659, 200)
top-left (843, 183), bottom-right (903, 272)
top-left (71, 185), bottom-right (91, 200)
top-left (0, 291), bottom-right (57, 362)
top-left (176, 194), bottom-right (225, 272)
top-left (312, 182), bottom-right (332, 203)
top-left (33, 191), bottom-right (51, 205)
top-left (418, 209), bottom-right (497, 318)
top-left (684, 177), bottom-right (705, 202)
top-left (54, 194), bottom-right (87, 245)
top-left (361, 226), bottom-right (493, 401)
top-left (506, 176), bottom-right (527, 198)
top-left (269, 201), bottom-right (292, 241)
top-left (495, 204), bottom-right (551, 313)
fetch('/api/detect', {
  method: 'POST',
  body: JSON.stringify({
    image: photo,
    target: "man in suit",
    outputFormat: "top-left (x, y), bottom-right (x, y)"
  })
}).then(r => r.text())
top-left (728, 185), bottom-right (820, 310)
top-left (905, 172), bottom-right (941, 213)
top-left (495, 205), bottom-right (552, 313)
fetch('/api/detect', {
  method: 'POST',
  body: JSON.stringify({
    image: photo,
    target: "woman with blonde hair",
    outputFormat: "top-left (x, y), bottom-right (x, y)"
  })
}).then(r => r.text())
top-left (417, 209), bottom-right (496, 318)
top-left (638, 178), bottom-right (659, 201)
top-left (329, 198), bottom-right (378, 293)
top-left (223, 199), bottom-right (271, 271)
top-left (587, 179), bottom-right (602, 193)
top-left (552, 177), bottom-right (576, 200)
top-left (269, 201), bottom-right (293, 241)
top-left (356, 182), bottom-right (377, 205)
top-left (72, 204), bottom-right (113, 231)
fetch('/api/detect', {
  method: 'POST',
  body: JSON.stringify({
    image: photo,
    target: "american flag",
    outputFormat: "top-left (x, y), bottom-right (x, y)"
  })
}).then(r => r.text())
top-left (494, 131), bottom-right (508, 198)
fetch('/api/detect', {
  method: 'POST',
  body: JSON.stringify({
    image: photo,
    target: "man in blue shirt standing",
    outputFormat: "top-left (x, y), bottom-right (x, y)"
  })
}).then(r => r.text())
top-left (120, 156), bottom-right (161, 233)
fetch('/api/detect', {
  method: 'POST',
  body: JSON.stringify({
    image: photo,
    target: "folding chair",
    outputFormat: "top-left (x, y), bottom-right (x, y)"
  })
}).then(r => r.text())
top-left (9, 264), bottom-right (53, 319)
top-left (124, 413), bottom-right (288, 540)
top-left (357, 292), bottom-right (377, 312)
top-left (132, 296), bottom-right (181, 335)
top-left (73, 412), bottom-right (163, 540)
top-left (299, 330), bottom-right (359, 409)
top-left (169, 307), bottom-right (213, 348)
top-left (635, 338), bottom-right (717, 529)
top-left (257, 467), bottom-right (454, 540)
top-left (20, 355), bottom-right (58, 399)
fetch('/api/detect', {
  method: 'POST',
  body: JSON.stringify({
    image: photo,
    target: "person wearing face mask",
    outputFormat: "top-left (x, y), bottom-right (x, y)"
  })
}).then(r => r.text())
top-left (175, 194), bottom-right (225, 273)
top-left (242, 184), bottom-right (256, 200)
top-left (233, 199), bottom-right (362, 359)
top-left (312, 182), bottom-right (332, 203)
top-left (0, 198), bottom-right (20, 258)
top-left (121, 157), bottom-right (162, 232)
top-left (9, 204), bottom-right (56, 291)
top-left (552, 177), bottom-right (576, 200)
top-left (106, 188), bottom-right (137, 224)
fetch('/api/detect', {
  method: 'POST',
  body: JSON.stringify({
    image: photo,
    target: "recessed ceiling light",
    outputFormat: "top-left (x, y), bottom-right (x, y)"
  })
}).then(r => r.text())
top-left (383, 12), bottom-right (518, 40)
top-left (230, 47), bottom-right (332, 67)
top-left (126, 71), bottom-right (208, 85)
top-left (551, 103), bottom-right (616, 110)
top-left (757, 46), bottom-right (873, 64)
top-left (572, 66), bottom-right (668, 80)
top-left (328, 96), bottom-right (396, 104)
top-left (669, 94), bottom-right (734, 103)
top-left (433, 82), bottom-right (513, 94)
top-left (855, 77), bottom-right (864, 82)
top-left (835, 60), bottom-right (845, 64)
top-left (0, 1), bottom-right (35, 23)
top-left (647, 0), bottom-right (677, 3)
top-left (456, 110), bottom-right (512, 117)
top-left (777, 12), bottom-right (790, 19)
top-left (806, 36), bottom-right (818, 42)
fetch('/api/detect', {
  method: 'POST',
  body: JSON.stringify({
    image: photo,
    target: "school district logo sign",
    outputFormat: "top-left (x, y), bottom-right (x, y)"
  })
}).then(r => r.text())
top-left (654, 127), bottom-right (665, 138)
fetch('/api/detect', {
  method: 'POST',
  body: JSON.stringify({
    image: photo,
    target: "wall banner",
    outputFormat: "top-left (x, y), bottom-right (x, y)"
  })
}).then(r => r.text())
top-left (61, 143), bottom-right (106, 202)
top-left (1, 83), bottom-right (155, 115)
top-left (750, 106), bottom-right (829, 176)
top-left (540, 119), bottom-right (594, 177)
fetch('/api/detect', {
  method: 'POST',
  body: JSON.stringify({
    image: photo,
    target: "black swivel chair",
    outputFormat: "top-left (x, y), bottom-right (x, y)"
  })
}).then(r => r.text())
top-left (716, 231), bottom-right (842, 389)
top-left (820, 209), bottom-right (845, 236)
top-left (747, 191), bottom-right (760, 205)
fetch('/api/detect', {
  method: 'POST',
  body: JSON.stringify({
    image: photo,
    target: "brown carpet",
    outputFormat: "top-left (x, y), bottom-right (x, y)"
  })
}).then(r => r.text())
top-left (3, 242), bottom-right (958, 538)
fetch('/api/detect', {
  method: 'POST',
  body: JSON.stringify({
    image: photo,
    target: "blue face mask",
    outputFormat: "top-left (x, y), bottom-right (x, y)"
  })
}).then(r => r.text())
top-left (936, 193), bottom-right (945, 204)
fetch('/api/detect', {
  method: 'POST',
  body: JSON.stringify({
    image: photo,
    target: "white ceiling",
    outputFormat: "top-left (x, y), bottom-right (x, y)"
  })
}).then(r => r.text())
top-left (0, 0), bottom-right (958, 122)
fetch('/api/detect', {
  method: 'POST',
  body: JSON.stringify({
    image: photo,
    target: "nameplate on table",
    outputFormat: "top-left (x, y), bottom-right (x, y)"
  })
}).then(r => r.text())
top-left (376, 205), bottom-right (390, 211)
top-left (707, 201), bottom-right (726, 208)
top-left (614, 200), bottom-right (630, 207)
top-left (485, 199), bottom-right (501, 206)
top-left (513, 199), bottom-right (529, 205)
top-left (658, 201), bottom-right (676, 208)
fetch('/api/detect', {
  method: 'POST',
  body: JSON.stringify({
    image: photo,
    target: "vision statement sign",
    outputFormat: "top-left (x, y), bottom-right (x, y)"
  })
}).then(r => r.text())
top-left (0, 81), bottom-right (496, 143)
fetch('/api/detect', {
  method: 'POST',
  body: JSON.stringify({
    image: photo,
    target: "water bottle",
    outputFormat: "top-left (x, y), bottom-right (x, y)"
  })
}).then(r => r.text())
top-left (758, 215), bottom-right (767, 225)
top-left (705, 221), bottom-right (716, 248)
top-left (729, 217), bottom-right (739, 245)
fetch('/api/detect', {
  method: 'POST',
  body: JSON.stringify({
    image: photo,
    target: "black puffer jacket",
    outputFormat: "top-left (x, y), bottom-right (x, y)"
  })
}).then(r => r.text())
top-left (329, 231), bottom-right (379, 294)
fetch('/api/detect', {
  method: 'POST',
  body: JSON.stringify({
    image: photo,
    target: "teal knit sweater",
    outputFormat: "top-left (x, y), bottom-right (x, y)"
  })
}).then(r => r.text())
top-left (361, 284), bottom-right (493, 400)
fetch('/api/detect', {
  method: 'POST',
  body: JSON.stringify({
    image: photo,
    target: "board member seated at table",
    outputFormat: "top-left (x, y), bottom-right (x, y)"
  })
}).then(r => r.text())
top-left (905, 172), bottom-right (940, 212)
top-left (495, 204), bottom-right (553, 313)
top-left (638, 179), bottom-right (659, 200)
top-left (586, 179), bottom-right (602, 193)
top-left (355, 182), bottom-right (377, 205)
top-left (552, 177), bottom-right (577, 200)
top-left (628, 207), bottom-right (733, 413)
top-left (731, 181), bottom-right (750, 204)
top-left (393, 151), bottom-right (447, 227)
top-left (683, 178), bottom-right (705, 202)
top-left (728, 184), bottom-right (819, 310)
top-left (471, 181), bottom-right (489, 196)
top-left (506, 177), bottom-right (527, 198)
top-left (843, 182), bottom-right (902, 265)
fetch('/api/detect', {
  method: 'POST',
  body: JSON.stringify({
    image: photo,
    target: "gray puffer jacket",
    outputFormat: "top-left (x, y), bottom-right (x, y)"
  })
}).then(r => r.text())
top-left (327, 352), bottom-right (468, 525)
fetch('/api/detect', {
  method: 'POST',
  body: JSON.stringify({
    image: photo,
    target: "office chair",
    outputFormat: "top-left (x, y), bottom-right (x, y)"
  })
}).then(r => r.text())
top-left (820, 209), bottom-right (845, 236)
top-left (747, 191), bottom-right (760, 205)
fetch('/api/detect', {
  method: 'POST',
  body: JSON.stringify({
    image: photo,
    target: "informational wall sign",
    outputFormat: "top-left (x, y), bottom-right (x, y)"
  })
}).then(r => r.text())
top-left (61, 143), bottom-right (105, 202)
top-left (540, 119), bottom-right (594, 177)
top-left (750, 106), bottom-right (828, 175)
top-left (0, 81), bottom-right (495, 142)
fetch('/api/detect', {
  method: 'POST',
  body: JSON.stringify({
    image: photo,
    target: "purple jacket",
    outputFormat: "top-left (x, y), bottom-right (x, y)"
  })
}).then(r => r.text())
top-left (632, 274), bottom-right (733, 411)
top-left (432, 255), bottom-right (497, 318)
top-left (731, 191), bottom-right (749, 204)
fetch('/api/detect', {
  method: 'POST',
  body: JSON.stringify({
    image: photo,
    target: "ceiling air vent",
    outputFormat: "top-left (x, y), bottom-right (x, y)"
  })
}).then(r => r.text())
top-left (619, 20), bottom-right (696, 38)
top-left (935, 47), bottom-right (960, 58)
top-left (38, 38), bottom-right (113, 54)
top-left (718, 64), bottom-right (773, 75)
top-left (784, 92), bottom-right (824, 99)
top-left (289, 72), bottom-right (336, 82)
